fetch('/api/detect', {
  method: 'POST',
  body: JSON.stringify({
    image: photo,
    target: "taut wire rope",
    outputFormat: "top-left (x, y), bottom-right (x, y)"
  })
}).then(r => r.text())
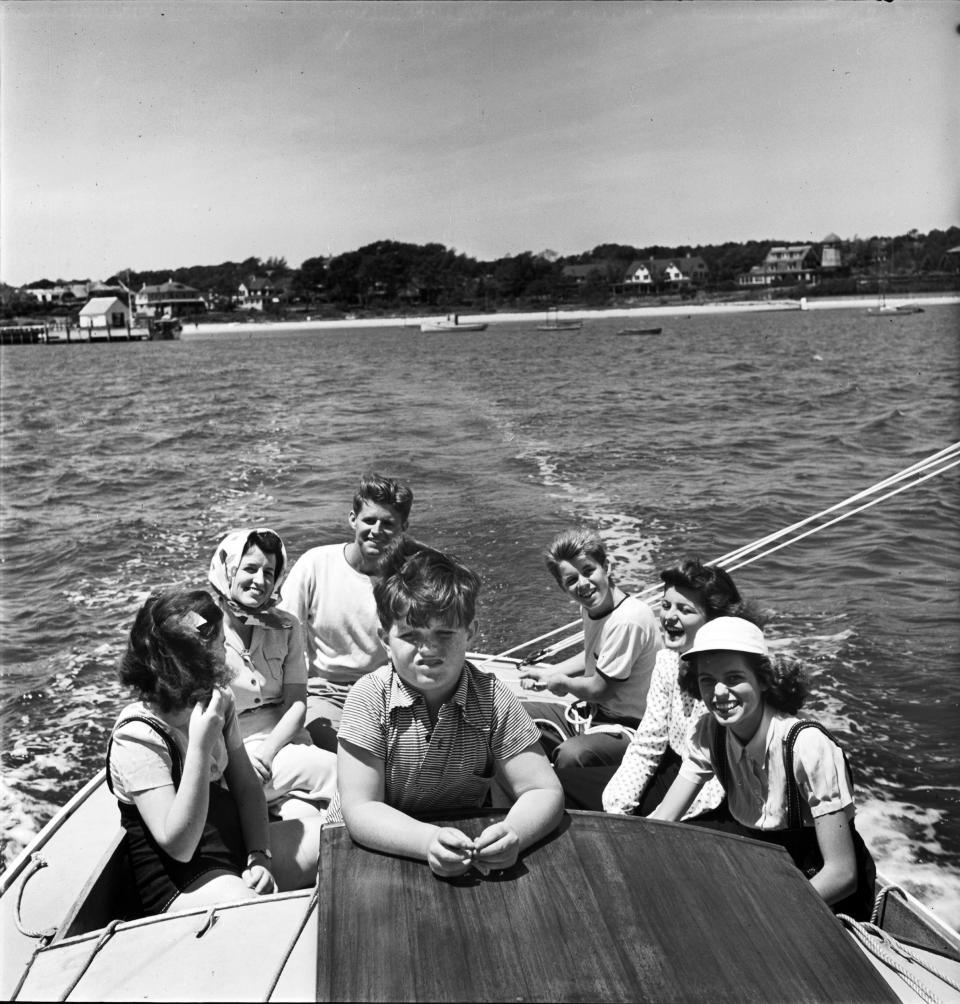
top-left (481, 442), bottom-right (960, 663)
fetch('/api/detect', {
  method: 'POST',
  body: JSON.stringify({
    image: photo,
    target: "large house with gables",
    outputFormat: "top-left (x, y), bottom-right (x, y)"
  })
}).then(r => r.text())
top-left (237, 274), bottom-right (291, 311)
top-left (134, 279), bottom-right (206, 318)
top-left (737, 236), bottom-right (844, 287)
top-left (622, 256), bottom-right (709, 293)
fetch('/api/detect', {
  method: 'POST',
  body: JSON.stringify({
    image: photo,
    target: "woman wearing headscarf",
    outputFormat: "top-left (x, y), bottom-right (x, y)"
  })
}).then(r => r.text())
top-left (208, 528), bottom-right (336, 819)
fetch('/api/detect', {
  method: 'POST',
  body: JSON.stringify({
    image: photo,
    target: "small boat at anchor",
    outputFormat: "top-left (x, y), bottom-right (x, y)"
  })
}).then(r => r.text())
top-left (866, 302), bottom-right (926, 316)
top-left (420, 314), bottom-right (488, 332)
top-left (147, 317), bottom-right (183, 340)
top-left (617, 326), bottom-right (662, 336)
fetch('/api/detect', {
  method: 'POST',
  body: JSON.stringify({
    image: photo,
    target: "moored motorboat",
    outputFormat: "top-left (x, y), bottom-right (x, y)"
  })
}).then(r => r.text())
top-left (420, 315), bottom-right (488, 332)
top-left (867, 303), bottom-right (926, 316)
top-left (617, 326), bottom-right (662, 335)
top-left (147, 317), bottom-right (183, 340)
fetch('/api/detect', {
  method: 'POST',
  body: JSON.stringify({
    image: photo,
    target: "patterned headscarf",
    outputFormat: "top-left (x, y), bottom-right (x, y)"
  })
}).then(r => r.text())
top-left (208, 528), bottom-right (290, 629)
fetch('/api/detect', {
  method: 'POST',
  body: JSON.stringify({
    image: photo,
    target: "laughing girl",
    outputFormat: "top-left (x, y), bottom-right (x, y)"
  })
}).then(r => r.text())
top-left (650, 616), bottom-right (875, 918)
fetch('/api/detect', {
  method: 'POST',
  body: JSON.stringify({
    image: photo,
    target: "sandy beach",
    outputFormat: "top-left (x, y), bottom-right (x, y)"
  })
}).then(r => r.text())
top-left (187, 294), bottom-right (959, 336)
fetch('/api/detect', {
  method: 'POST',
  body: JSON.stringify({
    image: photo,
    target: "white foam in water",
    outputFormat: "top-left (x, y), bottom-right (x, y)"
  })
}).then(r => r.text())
top-left (523, 447), bottom-right (665, 589)
top-left (856, 793), bottom-right (960, 931)
top-left (0, 778), bottom-right (42, 852)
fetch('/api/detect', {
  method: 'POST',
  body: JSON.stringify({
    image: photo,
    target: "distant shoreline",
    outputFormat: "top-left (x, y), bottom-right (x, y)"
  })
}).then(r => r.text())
top-left (185, 294), bottom-right (959, 336)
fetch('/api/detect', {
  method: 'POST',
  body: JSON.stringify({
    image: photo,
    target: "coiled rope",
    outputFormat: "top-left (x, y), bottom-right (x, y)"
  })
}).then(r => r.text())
top-left (8, 854), bottom-right (59, 1001)
top-left (484, 441), bottom-right (960, 663)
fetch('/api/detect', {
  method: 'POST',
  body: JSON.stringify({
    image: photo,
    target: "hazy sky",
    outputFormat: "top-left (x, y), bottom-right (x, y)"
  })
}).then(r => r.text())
top-left (2, 0), bottom-right (958, 285)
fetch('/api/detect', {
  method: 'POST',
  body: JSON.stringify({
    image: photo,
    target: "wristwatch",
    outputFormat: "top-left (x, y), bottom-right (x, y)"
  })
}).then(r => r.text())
top-left (246, 848), bottom-right (272, 867)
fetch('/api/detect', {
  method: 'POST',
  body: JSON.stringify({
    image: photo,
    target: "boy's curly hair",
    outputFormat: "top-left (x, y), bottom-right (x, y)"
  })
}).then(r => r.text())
top-left (374, 536), bottom-right (480, 631)
top-left (679, 650), bottom-right (809, 715)
top-left (118, 589), bottom-right (230, 712)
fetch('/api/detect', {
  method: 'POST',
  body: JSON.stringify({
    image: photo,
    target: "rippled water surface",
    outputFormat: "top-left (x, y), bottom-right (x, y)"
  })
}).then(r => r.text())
top-left (2, 305), bottom-right (958, 924)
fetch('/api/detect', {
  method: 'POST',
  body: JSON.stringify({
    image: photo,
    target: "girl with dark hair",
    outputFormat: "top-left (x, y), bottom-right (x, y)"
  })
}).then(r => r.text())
top-left (602, 557), bottom-right (748, 817)
top-left (650, 617), bottom-right (876, 919)
top-left (106, 589), bottom-right (323, 915)
top-left (208, 528), bottom-right (336, 819)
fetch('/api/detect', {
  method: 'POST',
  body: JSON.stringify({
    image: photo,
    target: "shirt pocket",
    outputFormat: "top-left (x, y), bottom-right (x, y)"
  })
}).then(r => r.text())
top-left (260, 633), bottom-right (288, 686)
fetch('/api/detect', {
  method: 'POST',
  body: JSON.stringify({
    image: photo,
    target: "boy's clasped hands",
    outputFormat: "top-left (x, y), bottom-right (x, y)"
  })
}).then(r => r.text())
top-left (428, 821), bottom-right (521, 878)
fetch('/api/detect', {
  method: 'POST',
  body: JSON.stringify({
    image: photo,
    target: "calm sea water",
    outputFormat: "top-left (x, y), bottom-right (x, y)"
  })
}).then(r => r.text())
top-left (1, 305), bottom-right (958, 924)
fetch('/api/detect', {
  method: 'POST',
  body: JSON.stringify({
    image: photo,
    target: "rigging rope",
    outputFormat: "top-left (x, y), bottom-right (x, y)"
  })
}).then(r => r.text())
top-left (484, 442), bottom-right (960, 662)
top-left (838, 912), bottom-right (960, 1004)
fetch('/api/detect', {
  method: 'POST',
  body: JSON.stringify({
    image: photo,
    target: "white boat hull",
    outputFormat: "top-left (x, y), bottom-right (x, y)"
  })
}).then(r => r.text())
top-left (419, 321), bottom-right (488, 332)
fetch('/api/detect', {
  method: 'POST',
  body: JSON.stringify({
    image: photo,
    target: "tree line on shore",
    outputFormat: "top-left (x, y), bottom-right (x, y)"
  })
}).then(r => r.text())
top-left (4, 225), bottom-right (958, 321)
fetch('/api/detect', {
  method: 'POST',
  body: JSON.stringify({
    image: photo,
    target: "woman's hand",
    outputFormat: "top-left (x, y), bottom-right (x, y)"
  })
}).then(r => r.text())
top-left (426, 827), bottom-right (476, 878)
top-left (242, 861), bottom-right (277, 895)
top-left (188, 688), bottom-right (227, 753)
top-left (472, 822), bottom-right (520, 873)
top-left (248, 749), bottom-right (274, 784)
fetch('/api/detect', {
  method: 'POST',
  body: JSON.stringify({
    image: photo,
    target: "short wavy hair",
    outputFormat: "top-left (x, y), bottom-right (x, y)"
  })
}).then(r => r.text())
top-left (374, 536), bottom-right (480, 631)
top-left (246, 528), bottom-right (285, 582)
top-left (353, 473), bottom-right (414, 525)
top-left (660, 557), bottom-right (745, 621)
top-left (544, 528), bottom-right (607, 586)
top-left (118, 589), bottom-right (230, 712)
top-left (678, 650), bottom-right (809, 715)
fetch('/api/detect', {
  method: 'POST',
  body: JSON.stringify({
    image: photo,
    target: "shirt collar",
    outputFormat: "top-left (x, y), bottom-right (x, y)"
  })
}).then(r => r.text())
top-left (386, 663), bottom-right (485, 727)
top-left (728, 705), bottom-right (775, 764)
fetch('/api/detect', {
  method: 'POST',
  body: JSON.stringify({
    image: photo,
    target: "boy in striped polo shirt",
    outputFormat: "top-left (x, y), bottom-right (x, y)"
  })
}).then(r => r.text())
top-left (330, 542), bottom-right (564, 877)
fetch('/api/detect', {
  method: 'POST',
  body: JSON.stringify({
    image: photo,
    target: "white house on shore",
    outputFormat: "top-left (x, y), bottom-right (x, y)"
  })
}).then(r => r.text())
top-left (134, 279), bottom-right (206, 318)
top-left (78, 297), bottom-right (130, 332)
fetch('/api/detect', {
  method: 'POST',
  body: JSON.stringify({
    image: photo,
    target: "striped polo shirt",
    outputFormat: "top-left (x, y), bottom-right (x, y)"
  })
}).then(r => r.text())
top-left (326, 660), bottom-right (541, 822)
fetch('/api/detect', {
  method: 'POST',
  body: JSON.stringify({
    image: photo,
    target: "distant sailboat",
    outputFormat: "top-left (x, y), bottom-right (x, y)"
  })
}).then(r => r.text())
top-left (866, 244), bottom-right (924, 315)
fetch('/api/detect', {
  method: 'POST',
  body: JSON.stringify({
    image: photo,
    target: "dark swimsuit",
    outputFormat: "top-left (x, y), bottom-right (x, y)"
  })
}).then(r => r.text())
top-left (106, 715), bottom-right (247, 915)
top-left (709, 718), bottom-right (876, 920)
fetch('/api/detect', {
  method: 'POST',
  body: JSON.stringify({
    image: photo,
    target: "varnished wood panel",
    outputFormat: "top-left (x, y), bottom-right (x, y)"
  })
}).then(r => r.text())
top-left (316, 811), bottom-right (899, 1003)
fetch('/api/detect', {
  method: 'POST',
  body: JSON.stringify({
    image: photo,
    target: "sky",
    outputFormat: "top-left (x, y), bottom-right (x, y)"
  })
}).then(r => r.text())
top-left (1, 0), bottom-right (958, 285)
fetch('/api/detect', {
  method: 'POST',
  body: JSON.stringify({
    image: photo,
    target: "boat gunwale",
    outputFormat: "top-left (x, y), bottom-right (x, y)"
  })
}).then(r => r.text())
top-left (31, 885), bottom-right (317, 953)
top-left (0, 770), bottom-right (109, 896)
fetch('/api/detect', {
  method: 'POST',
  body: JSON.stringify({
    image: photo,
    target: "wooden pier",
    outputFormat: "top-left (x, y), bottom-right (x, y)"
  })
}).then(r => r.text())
top-left (0, 325), bottom-right (47, 345)
top-left (0, 324), bottom-right (153, 345)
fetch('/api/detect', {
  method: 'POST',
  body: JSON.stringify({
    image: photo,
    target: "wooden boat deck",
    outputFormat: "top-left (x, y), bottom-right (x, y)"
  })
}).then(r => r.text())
top-left (316, 811), bottom-right (899, 1003)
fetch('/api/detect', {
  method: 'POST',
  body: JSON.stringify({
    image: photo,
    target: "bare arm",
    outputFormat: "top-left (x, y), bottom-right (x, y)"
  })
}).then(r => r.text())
top-left (132, 691), bottom-right (225, 862)
top-left (647, 775), bottom-right (703, 822)
top-left (338, 739), bottom-right (475, 877)
top-left (519, 651), bottom-right (614, 701)
top-left (472, 746), bottom-right (564, 871)
top-left (223, 739), bottom-right (276, 894)
top-left (810, 810), bottom-right (857, 905)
